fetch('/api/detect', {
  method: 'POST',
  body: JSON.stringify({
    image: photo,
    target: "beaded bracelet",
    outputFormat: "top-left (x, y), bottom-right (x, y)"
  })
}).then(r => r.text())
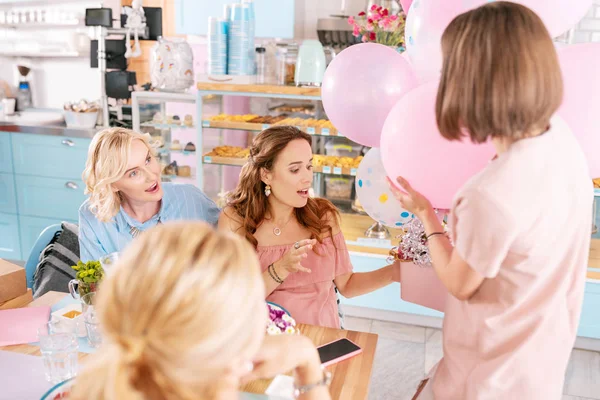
top-left (268, 263), bottom-right (283, 284)
top-left (426, 231), bottom-right (446, 241)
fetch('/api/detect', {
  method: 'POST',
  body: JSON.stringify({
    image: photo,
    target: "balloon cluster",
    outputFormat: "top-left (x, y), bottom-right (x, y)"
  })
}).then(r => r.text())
top-left (322, 0), bottom-right (597, 218)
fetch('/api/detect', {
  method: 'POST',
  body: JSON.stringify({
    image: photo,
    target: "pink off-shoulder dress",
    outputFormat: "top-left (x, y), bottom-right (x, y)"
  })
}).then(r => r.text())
top-left (257, 231), bottom-right (353, 329)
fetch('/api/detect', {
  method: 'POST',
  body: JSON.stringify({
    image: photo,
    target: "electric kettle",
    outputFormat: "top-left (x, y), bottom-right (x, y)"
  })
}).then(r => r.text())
top-left (295, 40), bottom-right (327, 87)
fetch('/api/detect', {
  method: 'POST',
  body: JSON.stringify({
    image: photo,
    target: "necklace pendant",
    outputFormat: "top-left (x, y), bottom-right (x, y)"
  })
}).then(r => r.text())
top-left (273, 227), bottom-right (281, 236)
top-left (130, 226), bottom-right (141, 238)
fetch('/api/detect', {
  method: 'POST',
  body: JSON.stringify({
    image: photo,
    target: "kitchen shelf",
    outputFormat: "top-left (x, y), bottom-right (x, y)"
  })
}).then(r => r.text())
top-left (0, 22), bottom-right (84, 29)
top-left (157, 147), bottom-right (196, 156)
top-left (142, 122), bottom-right (196, 130)
top-left (1, 50), bottom-right (81, 58)
top-left (202, 154), bottom-right (358, 176)
top-left (197, 83), bottom-right (321, 100)
top-left (200, 119), bottom-right (344, 137)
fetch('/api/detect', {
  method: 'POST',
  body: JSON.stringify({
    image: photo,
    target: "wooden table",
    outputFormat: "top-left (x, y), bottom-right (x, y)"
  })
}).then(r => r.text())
top-left (1, 292), bottom-right (379, 400)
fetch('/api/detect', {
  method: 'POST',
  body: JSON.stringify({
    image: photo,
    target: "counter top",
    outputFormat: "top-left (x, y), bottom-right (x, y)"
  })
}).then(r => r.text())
top-left (0, 122), bottom-right (99, 139)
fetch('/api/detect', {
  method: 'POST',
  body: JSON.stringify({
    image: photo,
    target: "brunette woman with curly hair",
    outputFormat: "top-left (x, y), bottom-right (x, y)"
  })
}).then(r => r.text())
top-left (219, 126), bottom-right (397, 328)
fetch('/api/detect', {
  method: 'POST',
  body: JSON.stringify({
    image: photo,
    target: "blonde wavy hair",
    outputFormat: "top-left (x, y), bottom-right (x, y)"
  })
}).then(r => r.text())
top-left (82, 127), bottom-right (156, 222)
top-left (71, 222), bottom-right (266, 400)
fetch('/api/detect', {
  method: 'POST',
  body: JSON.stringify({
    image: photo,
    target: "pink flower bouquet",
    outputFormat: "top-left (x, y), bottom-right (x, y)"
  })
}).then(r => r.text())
top-left (348, 5), bottom-right (406, 50)
top-left (267, 303), bottom-right (297, 335)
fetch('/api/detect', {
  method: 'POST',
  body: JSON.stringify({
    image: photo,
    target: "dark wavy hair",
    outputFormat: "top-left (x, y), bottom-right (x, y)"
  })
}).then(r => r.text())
top-left (227, 126), bottom-right (339, 248)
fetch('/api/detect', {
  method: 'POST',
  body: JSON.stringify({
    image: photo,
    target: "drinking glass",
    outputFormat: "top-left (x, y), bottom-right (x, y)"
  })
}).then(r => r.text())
top-left (80, 292), bottom-right (96, 315)
top-left (84, 308), bottom-right (102, 348)
top-left (38, 322), bottom-right (79, 384)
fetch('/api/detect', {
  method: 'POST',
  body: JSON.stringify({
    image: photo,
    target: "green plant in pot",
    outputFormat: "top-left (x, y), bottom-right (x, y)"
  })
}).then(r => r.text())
top-left (68, 260), bottom-right (104, 299)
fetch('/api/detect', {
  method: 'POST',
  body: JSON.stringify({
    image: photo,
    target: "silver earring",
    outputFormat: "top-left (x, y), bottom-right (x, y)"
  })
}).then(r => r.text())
top-left (265, 184), bottom-right (271, 197)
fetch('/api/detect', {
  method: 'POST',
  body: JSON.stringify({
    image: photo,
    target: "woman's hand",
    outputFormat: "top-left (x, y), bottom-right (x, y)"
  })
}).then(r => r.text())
top-left (275, 239), bottom-right (316, 274)
top-left (242, 334), bottom-right (322, 384)
top-left (387, 176), bottom-right (434, 219)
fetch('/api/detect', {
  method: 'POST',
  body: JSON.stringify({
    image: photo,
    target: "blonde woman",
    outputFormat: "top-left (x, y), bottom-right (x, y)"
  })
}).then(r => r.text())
top-left (71, 222), bottom-right (331, 400)
top-left (79, 128), bottom-right (219, 261)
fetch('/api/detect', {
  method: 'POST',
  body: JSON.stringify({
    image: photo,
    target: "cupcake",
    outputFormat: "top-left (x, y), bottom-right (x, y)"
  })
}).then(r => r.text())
top-left (177, 165), bottom-right (191, 177)
top-left (184, 114), bottom-right (194, 127)
top-left (172, 115), bottom-right (181, 125)
top-left (152, 112), bottom-right (163, 124)
top-left (184, 142), bottom-right (196, 152)
top-left (170, 140), bottom-right (182, 151)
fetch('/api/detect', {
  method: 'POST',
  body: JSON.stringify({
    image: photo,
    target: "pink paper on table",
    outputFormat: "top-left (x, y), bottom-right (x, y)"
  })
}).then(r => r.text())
top-left (0, 306), bottom-right (50, 346)
top-left (397, 261), bottom-right (447, 312)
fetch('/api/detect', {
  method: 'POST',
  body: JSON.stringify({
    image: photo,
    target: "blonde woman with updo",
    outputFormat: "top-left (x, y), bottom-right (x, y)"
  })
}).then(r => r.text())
top-left (79, 128), bottom-right (219, 262)
top-left (71, 222), bottom-right (331, 400)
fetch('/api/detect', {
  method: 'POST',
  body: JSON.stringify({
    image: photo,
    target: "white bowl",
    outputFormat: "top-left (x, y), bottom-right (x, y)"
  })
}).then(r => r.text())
top-left (51, 304), bottom-right (87, 337)
top-left (64, 110), bottom-right (98, 129)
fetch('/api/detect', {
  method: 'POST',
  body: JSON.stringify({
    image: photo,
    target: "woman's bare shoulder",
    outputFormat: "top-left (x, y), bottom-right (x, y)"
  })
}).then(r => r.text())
top-left (218, 206), bottom-right (244, 233)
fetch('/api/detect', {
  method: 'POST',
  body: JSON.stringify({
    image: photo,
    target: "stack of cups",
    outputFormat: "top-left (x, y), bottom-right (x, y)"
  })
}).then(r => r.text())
top-left (208, 16), bottom-right (228, 75)
top-left (242, 0), bottom-right (256, 75)
top-left (228, 3), bottom-right (251, 75)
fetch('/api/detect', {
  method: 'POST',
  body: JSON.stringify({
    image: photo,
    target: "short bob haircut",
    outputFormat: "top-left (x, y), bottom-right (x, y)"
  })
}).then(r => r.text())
top-left (82, 128), bottom-right (156, 222)
top-left (436, 1), bottom-right (563, 144)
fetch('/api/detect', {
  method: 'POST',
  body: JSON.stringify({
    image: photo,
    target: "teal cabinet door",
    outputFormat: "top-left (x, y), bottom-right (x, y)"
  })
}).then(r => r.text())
top-left (12, 134), bottom-right (91, 180)
top-left (578, 282), bottom-right (600, 339)
top-left (0, 212), bottom-right (21, 260)
top-left (15, 175), bottom-right (86, 221)
top-left (343, 254), bottom-right (444, 318)
top-left (0, 133), bottom-right (12, 173)
top-left (0, 172), bottom-right (17, 214)
top-left (19, 215), bottom-right (76, 260)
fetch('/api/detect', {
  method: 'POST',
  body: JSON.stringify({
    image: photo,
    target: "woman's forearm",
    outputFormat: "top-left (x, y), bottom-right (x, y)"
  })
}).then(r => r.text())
top-left (262, 260), bottom-right (290, 296)
top-left (419, 208), bottom-right (454, 286)
top-left (338, 265), bottom-right (396, 299)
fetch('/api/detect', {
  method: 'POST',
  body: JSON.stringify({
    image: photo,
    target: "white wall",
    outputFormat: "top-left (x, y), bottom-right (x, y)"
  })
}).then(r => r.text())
top-left (0, 0), bottom-right (118, 109)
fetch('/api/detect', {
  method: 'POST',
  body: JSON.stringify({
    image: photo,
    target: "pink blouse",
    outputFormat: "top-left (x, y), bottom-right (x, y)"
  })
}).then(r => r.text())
top-left (257, 232), bottom-right (353, 329)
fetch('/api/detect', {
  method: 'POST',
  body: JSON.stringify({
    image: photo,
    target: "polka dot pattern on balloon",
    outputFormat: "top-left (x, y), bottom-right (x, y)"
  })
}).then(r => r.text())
top-left (355, 148), bottom-right (414, 229)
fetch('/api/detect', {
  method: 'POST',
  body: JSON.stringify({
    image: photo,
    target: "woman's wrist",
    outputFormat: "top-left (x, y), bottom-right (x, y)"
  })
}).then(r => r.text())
top-left (295, 349), bottom-right (323, 385)
top-left (273, 260), bottom-right (291, 280)
top-left (419, 207), bottom-right (442, 234)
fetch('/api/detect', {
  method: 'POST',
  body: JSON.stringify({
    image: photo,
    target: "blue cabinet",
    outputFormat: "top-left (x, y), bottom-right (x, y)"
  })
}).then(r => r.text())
top-left (1, 132), bottom-right (92, 260)
top-left (579, 282), bottom-right (600, 339)
top-left (16, 175), bottom-right (86, 221)
top-left (0, 172), bottom-right (17, 214)
top-left (0, 133), bottom-right (12, 173)
top-left (11, 134), bottom-right (90, 180)
top-left (175, 0), bottom-right (294, 38)
top-left (0, 212), bottom-right (21, 260)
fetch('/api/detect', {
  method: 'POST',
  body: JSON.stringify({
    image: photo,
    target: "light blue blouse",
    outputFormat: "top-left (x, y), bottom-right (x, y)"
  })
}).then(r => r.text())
top-left (78, 183), bottom-right (220, 262)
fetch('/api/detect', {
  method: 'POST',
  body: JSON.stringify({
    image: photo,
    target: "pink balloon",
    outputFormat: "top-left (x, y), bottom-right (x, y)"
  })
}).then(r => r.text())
top-left (400, 0), bottom-right (413, 12)
top-left (404, 0), bottom-right (467, 83)
top-left (321, 43), bottom-right (418, 147)
top-left (380, 81), bottom-right (496, 209)
top-left (462, 0), bottom-right (592, 38)
top-left (557, 42), bottom-right (600, 177)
